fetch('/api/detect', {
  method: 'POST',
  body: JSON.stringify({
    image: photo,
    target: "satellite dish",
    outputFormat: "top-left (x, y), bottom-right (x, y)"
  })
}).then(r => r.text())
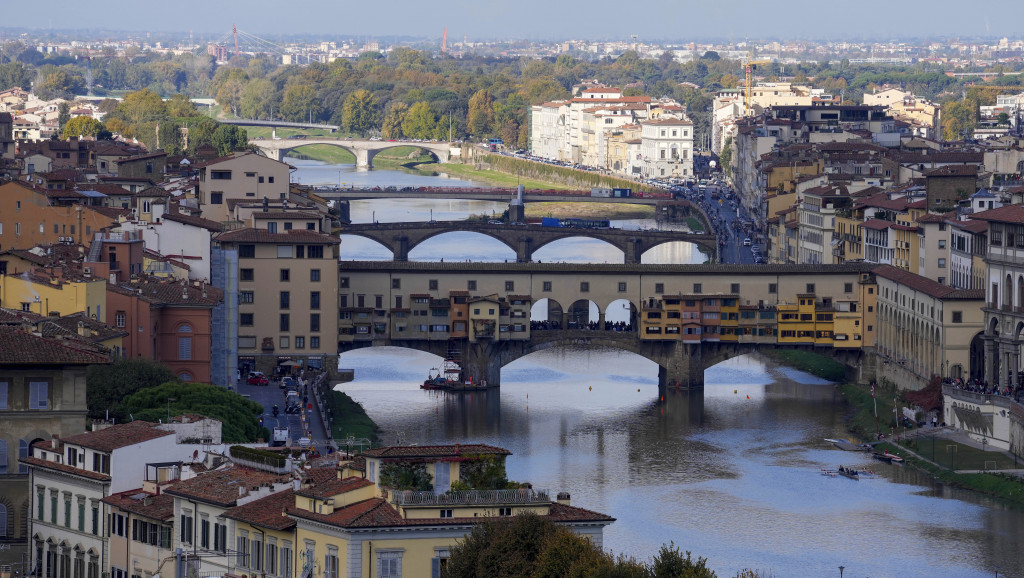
top-left (709, 160), bottom-right (717, 168)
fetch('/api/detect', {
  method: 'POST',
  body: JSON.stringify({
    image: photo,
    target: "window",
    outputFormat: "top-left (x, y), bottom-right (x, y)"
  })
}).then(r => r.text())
top-left (280, 291), bottom-right (291, 309)
top-left (311, 291), bottom-right (321, 309)
top-left (392, 279), bottom-right (401, 290)
top-left (378, 551), bottom-right (402, 578)
top-left (618, 282), bottom-right (627, 292)
top-left (655, 283), bottom-right (664, 293)
top-left (277, 245), bottom-right (293, 258)
top-left (467, 280), bottom-right (477, 291)
top-left (252, 534), bottom-right (263, 571)
top-left (310, 336), bottom-right (320, 349)
top-left (580, 282), bottom-right (589, 292)
top-left (240, 268), bottom-right (254, 281)
top-left (239, 244), bottom-right (256, 258)
top-left (0, 382), bottom-right (7, 409)
top-left (281, 543), bottom-right (292, 578)
top-left (30, 381), bottom-right (48, 409)
top-left (280, 314), bottom-right (290, 332)
top-left (214, 522), bottom-right (227, 553)
top-left (240, 291), bottom-right (254, 304)
top-left (295, 336), bottom-right (305, 349)
top-left (177, 325), bottom-right (193, 361)
top-left (543, 281), bottom-right (552, 292)
top-left (952, 311), bottom-right (963, 323)
top-left (427, 279), bottom-right (439, 291)
top-left (267, 543), bottom-right (278, 577)
top-left (499, 507), bottom-right (513, 516)
top-left (0, 440), bottom-right (6, 474)
top-left (210, 170), bottom-right (231, 180)
top-left (693, 283), bottom-right (702, 294)
top-left (307, 245), bottom-right (324, 259)
top-left (179, 513), bottom-right (193, 545)
top-left (439, 509), bottom-right (453, 518)
top-left (236, 534), bottom-right (248, 567)
top-left (730, 283), bottom-right (740, 294)
top-left (280, 269), bottom-right (291, 281)
top-left (310, 314), bottom-right (320, 332)
top-left (284, 222), bottom-right (293, 231)
top-left (210, 192), bottom-right (223, 205)
top-left (240, 313), bottom-right (254, 326)
top-left (938, 258), bottom-right (947, 268)
top-left (844, 283), bottom-right (853, 293)
top-left (200, 518), bottom-right (210, 549)
top-left (311, 269), bottom-right (321, 282)
top-left (505, 281), bottom-right (515, 292)
top-left (806, 283), bottom-right (815, 294)
top-left (324, 551), bottom-right (338, 578)
top-left (269, 176), bottom-right (275, 183)
top-left (340, 277), bottom-right (349, 288)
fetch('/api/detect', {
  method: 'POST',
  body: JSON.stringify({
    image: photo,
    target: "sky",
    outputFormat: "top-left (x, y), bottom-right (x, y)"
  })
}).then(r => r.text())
top-left (5, 0), bottom-right (1024, 42)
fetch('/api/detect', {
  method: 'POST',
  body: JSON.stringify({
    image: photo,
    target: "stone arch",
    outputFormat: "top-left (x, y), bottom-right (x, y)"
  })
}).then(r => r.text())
top-left (988, 315), bottom-right (1001, 337)
top-left (604, 298), bottom-right (638, 328)
top-left (363, 144), bottom-right (441, 169)
top-left (1018, 275), bottom-right (1024, 311)
top-left (1005, 273), bottom-right (1013, 308)
top-left (530, 298), bottom-right (564, 329)
top-left (529, 233), bottom-right (626, 263)
top-left (566, 299), bottom-right (600, 329)
top-left (406, 231), bottom-right (516, 262)
top-left (337, 234), bottom-right (396, 260)
top-left (281, 142), bottom-right (358, 164)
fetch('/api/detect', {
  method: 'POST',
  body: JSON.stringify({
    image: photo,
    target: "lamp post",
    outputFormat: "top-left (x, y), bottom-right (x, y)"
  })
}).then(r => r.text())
top-left (838, 566), bottom-right (845, 578)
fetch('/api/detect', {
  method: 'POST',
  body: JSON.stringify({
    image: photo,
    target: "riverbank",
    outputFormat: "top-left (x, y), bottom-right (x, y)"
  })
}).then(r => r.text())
top-left (839, 381), bottom-right (1024, 504)
top-left (286, 145), bottom-right (437, 170)
top-left (325, 389), bottom-right (379, 443)
top-left (762, 349), bottom-right (847, 382)
top-left (523, 202), bottom-right (654, 221)
top-left (415, 161), bottom-right (576, 190)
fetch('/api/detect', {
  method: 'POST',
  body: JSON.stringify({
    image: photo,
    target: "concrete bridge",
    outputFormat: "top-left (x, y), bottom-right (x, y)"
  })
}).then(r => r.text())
top-left (317, 188), bottom-right (670, 205)
top-left (250, 138), bottom-right (453, 168)
top-left (336, 261), bottom-right (879, 390)
top-left (338, 221), bottom-right (718, 263)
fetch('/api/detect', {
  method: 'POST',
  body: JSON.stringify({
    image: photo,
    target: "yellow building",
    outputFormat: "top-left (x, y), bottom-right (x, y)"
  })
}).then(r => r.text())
top-left (0, 269), bottom-right (107, 318)
top-left (289, 444), bottom-right (613, 578)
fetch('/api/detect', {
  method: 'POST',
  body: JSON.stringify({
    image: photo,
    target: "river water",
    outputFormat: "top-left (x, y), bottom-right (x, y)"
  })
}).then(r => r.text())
top-left (294, 160), bottom-right (1024, 577)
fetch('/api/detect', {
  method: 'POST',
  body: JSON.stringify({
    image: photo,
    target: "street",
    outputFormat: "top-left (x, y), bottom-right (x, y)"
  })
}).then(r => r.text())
top-left (234, 375), bottom-right (332, 450)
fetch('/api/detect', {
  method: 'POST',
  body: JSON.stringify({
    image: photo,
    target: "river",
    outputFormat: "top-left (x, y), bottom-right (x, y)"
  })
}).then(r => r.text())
top-left (293, 160), bottom-right (1024, 577)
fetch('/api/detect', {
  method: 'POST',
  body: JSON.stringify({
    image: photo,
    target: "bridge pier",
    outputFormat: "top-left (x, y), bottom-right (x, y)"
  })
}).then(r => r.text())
top-left (394, 236), bottom-right (410, 261)
top-left (626, 239), bottom-right (644, 265)
top-left (657, 341), bottom-right (706, 390)
top-left (516, 238), bottom-right (533, 263)
top-left (356, 149), bottom-right (372, 170)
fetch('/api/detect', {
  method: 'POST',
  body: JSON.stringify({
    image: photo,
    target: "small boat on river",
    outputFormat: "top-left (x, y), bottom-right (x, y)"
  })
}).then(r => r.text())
top-left (836, 466), bottom-right (860, 479)
top-left (420, 346), bottom-right (492, 391)
top-left (883, 451), bottom-right (904, 463)
top-left (825, 438), bottom-right (872, 452)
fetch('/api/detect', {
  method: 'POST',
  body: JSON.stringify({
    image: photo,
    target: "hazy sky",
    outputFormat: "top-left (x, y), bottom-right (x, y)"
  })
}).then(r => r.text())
top-left (5, 0), bottom-right (1024, 42)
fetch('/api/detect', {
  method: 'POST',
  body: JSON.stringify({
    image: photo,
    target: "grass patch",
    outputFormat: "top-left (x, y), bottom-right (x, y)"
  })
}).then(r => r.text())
top-left (326, 389), bottom-right (379, 443)
top-left (875, 442), bottom-right (1024, 504)
top-left (286, 144), bottom-right (356, 164)
top-left (762, 349), bottom-right (847, 382)
top-left (417, 162), bottom-right (574, 189)
top-left (237, 126), bottom-right (340, 139)
top-left (902, 436), bottom-right (1020, 471)
top-left (525, 202), bottom-right (654, 221)
top-left (684, 217), bottom-right (705, 232)
top-left (840, 382), bottom-right (900, 440)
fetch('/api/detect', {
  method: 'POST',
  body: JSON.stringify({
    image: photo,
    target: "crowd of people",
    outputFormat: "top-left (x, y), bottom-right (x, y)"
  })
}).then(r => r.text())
top-left (530, 320), bottom-right (634, 331)
top-left (944, 376), bottom-right (1022, 401)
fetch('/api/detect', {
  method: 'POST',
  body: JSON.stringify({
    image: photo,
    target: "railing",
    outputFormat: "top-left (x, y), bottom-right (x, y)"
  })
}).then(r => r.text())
top-left (391, 488), bottom-right (551, 506)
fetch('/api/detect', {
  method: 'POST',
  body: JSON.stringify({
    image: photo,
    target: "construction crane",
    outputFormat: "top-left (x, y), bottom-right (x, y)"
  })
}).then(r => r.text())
top-left (744, 51), bottom-right (772, 116)
top-left (442, 27), bottom-right (447, 54)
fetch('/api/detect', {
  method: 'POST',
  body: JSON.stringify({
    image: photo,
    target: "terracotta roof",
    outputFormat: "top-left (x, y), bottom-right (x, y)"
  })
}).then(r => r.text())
top-left (251, 212), bottom-right (323, 220)
top-left (165, 464), bottom-right (291, 507)
top-left (19, 455), bottom-right (111, 481)
top-left (107, 278), bottom-right (222, 307)
top-left (924, 164), bottom-right (979, 177)
top-left (362, 444), bottom-right (511, 460)
top-left (862, 219), bottom-right (897, 230)
top-left (58, 420), bottom-right (173, 452)
top-left (0, 307), bottom-right (47, 325)
top-left (893, 152), bottom-right (984, 164)
top-left (0, 325), bottom-right (112, 365)
top-left (102, 490), bottom-right (175, 521)
top-left (971, 204), bottom-right (1024, 224)
top-left (214, 228), bottom-right (340, 245)
top-left (873, 265), bottom-right (985, 300)
top-left (295, 476), bottom-right (374, 499)
top-left (222, 489), bottom-right (297, 531)
top-left (160, 211), bottom-right (224, 232)
top-left (950, 219), bottom-right (988, 233)
top-left (40, 312), bottom-right (129, 343)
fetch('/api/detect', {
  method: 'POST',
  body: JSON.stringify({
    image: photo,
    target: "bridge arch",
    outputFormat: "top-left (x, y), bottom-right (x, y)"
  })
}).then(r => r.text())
top-left (252, 138), bottom-right (452, 168)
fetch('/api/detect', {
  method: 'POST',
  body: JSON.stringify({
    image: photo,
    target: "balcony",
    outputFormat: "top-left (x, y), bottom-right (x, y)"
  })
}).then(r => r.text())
top-left (391, 488), bottom-right (552, 507)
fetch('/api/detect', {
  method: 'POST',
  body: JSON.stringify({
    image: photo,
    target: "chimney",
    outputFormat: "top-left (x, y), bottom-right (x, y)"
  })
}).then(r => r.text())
top-left (262, 196), bottom-right (269, 212)
top-left (51, 435), bottom-right (60, 451)
top-left (556, 492), bottom-right (571, 505)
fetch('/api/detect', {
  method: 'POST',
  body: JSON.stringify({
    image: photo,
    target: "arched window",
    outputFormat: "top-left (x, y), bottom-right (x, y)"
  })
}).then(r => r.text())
top-left (177, 324), bottom-right (193, 361)
top-left (0, 502), bottom-right (7, 537)
top-left (1005, 274), bottom-right (1013, 307)
top-left (19, 439), bottom-right (29, 474)
top-left (0, 439), bottom-right (6, 474)
top-left (179, 373), bottom-right (193, 382)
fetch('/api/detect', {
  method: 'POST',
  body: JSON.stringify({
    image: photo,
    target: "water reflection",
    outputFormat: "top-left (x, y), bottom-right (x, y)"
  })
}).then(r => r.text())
top-left (338, 347), bottom-right (1024, 577)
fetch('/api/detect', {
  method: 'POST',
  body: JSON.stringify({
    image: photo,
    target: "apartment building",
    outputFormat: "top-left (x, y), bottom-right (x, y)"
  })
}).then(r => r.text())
top-left (196, 153), bottom-right (292, 224)
top-left (213, 226), bottom-right (340, 376)
top-left (639, 117), bottom-right (694, 179)
top-left (973, 205), bottom-right (1024, 391)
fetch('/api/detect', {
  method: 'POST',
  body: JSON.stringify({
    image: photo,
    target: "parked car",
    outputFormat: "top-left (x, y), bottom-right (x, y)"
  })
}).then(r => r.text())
top-left (247, 371), bottom-right (269, 386)
top-left (280, 376), bottom-right (297, 390)
top-left (743, 238), bottom-right (752, 246)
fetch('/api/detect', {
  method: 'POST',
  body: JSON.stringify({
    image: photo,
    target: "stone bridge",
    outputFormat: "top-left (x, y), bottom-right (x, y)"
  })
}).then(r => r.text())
top-left (338, 221), bottom-right (717, 263)
top-left (250, 138), bottom-right (453, 168)
top-left (341, 330), bottom-right (867, 391)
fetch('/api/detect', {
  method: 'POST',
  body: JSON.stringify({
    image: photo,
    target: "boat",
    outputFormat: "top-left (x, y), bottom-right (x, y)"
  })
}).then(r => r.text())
top-left (825, 438), bottom-right (872, 452)
top-left (420, 346), bottom-right (492, 391)
top-left (836, 466), bottom-right (860, 479)
top-left (882, 451), bottom-right (904, 463)
top-left (871, 452), bottom-right (893, 463)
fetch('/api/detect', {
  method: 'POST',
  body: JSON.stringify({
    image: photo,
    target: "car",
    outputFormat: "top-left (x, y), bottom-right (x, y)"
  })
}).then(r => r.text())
top-left (487, 219), bottom-right (504, 225)
top-left (743, 238), bottom-right (752, 246)
top-left (280, 376), bottom-right (297, 390)
top-left (247, 371), bottom-right (269, 386)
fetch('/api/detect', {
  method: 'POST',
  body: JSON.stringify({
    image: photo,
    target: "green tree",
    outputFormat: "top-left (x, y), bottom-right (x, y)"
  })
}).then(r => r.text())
top-left (57, 102), bottom-right (71, 134)
top-left (216, 77), bottom-right (245, 116)
top-left (281, 83), bottom-right (321, 123)
top-left (467, 89), bottom-right (494, 138)
top-left (942, 98), bottom-right (978, 141)
top-left (62, 116), bottom-right (103, 139)
top-left (117, 88), bottom-right (167, 125)
top-left (158, 121), bottom-right (184, 155)
top-left (185, 117), bottom-right (220, 154)
top-left (239, 78), bottom-right (277, 120)
top-left (341, 89), bottom-right (380, 136)
top-left (651, 542), bottom-right (716, 578)
top-left (381, 101), bottom-right (409, 140)
top-left (120, 381), bottom-right (267, 443)
top-left (211, 124), bottom-right (248, 156)
top-left (165, 93), bottom-right (198, 118)
top-left (401, 101), bottom-right (436, 140)
top-left (719, 136), bottom-right (733, 178)
top-left (998, 112), bottom-right (1010, 126)
top-left (0, 61), bottom-right (33, 91)
top-left (86, 359), bottom-right (178, 421)
top-left (36, 65), bottom-right (85, 100)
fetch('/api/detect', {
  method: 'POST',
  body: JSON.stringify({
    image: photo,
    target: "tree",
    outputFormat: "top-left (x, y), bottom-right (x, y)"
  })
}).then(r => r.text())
top-left (165, 93), bottom-right (198, 118)
top-left (651, 542), bottom-right (716, 578)
top-left (381, 101), bottom-right (409, 140)
top-left (239, 78), bottom-right (277, 120)
top-left (701, 51), bottom-right (721, 61)
top-left (942, 98), bottom-right (978, 141)
top-left (0, 61), bottom-right (33, 91)
top-left (211, 124), bottom-right (248, 156)
top-left (998, 112), bottom-right (1010, 126)
top-left (57, 102), bottom-right (71, 134)
top-left (118, 88), bottom-right (167, 125)
top-left (120, 381), bottom-right (267, 443)
top-left (467, 89), bottom-right (494, 138)
top-left (86, 359), bottom-right (178, 421)
top-left (35, 65), bottom-right (85, 100)
top-left (281, 83), bottom-right (321, 123)
top-left (719, 136), bottom-right (733, 178)
top-left (158, 121), bottom-right (184, 155)
top-left (62, 116), bottom-right (103, 139)
top-left (185, 117), bottom-right (220, 154)
top-left (401, 101), bottom-right (436, 140)
top-left (216, 77), bottom-right (245, 117)
top-left (341, 89), bottom-right (380, 136)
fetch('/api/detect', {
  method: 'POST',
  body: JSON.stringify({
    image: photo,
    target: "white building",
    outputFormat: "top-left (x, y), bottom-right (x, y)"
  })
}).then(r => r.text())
top-left (639, 117), bottom-right (694, 179)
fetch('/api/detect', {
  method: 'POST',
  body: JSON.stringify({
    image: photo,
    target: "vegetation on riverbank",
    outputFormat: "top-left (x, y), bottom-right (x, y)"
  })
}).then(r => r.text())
top-left (284, 144), bottom-right (437, 170)
top-left (685, 217), bottom-right (705, 232)
top-left (838, 382), bottom-right (1024, 504)
top-left (762, 349), bottom-right (847, 382)
top-left (483, 154), bottom-right (658, 193)
top-left (415, 161), bottom-right (575, 190)
top-left (326, 389), bottom-right (379, 443)
top-left (525, 202), bottom-right (654, 220)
